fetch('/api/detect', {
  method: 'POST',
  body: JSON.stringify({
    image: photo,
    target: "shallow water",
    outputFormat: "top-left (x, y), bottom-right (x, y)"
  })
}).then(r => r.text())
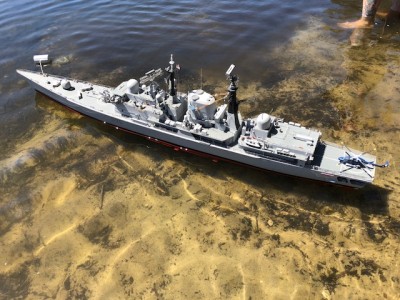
top-left (1, 0), bottom-right (400, 299)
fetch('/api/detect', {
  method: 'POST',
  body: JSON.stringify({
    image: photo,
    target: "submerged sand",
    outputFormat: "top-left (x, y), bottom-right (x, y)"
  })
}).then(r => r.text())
top-left (1, 18), bottom-right (400, 299)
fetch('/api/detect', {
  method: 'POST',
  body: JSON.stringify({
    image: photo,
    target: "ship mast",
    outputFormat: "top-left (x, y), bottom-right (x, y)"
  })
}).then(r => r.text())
top-left (165, 54), bottom-right (176, 97)
top-left (226, 65), bottom-right (240, 130)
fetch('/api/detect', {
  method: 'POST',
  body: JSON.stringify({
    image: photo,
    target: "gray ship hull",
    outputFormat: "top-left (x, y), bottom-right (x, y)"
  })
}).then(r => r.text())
top-left (17, 68), bottom-right (378, 188)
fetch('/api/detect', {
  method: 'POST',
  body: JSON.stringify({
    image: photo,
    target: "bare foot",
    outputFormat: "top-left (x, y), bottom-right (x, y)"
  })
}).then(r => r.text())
top-left (338, 18), bottom-right (374, 29)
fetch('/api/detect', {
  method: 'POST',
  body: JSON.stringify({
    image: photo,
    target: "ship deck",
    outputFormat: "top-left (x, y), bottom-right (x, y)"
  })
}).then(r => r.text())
top-left (313, 141), bottom-right (376, 182)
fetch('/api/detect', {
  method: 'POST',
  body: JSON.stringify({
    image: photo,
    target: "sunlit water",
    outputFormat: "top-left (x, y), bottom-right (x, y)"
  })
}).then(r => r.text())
top-left (1, 0), bottom-right (399, 299)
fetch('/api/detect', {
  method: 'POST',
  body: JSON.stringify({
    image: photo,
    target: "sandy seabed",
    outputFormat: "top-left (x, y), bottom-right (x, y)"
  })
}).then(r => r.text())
top-left (1, 19), bottom-right (400, 300)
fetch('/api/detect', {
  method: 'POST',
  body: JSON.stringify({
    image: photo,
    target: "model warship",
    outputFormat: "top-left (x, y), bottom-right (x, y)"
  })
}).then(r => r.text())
top-left (17, 55), bottom-right (388, 188)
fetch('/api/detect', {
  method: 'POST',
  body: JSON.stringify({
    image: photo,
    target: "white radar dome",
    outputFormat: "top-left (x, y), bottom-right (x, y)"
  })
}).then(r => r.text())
top-left (126, 79), bottom-right (139, 94)
top-left (256, 113), bottom-right (271, 130)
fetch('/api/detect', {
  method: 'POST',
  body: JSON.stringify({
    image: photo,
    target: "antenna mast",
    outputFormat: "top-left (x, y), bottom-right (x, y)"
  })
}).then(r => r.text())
top-left (166, 54), bottom-right (176, 97)
top-left (226, 64), bottom-right (240, 130)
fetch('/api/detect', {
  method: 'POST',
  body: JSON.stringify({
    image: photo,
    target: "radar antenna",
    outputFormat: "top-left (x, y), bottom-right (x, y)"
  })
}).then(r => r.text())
top-left (139, 68), bottom-right (163, 85)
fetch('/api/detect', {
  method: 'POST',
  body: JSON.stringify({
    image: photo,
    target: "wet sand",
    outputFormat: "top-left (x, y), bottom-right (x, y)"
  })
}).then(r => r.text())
top-left (1, 18), bottom-right (400, 300)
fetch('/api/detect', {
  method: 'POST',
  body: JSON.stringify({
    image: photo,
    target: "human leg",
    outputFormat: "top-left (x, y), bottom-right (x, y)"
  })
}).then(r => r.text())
top-left (362, 0), bottom-right (383, 18)
top-left (338, 0), bottom-right (383, 28)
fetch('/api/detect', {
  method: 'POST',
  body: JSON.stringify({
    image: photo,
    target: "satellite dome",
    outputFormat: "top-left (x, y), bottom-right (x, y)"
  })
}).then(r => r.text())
top-left (256, 113), bottom-right (271, 130)
top-left (126, 79), bottom-right (139, 94)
